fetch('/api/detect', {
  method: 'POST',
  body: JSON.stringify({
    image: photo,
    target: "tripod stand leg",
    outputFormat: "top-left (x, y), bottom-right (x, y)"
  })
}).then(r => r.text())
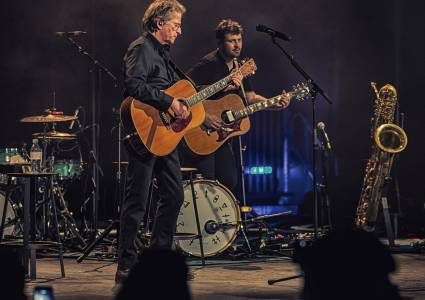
top-left (240, 223), bottom-right (252, 253)
top-left (77, 220), bottom-right (117, 263)
top-left (0, 184), bottom-right (10, 242)
top-left (54, 182), bottom-right (86, 247)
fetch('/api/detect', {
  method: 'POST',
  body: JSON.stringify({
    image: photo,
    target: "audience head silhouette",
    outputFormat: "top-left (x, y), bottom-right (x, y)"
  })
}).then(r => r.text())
top-left (0, 248), bottom-right (26, 300)
top-left (115, 248), bottom-right (191, 300)
top-left (293, 228), bottom-right (401, 300)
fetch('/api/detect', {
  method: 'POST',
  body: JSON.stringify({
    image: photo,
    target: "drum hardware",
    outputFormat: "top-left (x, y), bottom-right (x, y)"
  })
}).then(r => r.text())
top-left (245, 211), bottom-right (292, 222)
top-left (52, 181), bottom-right (86, 247)
top-left (0, 189), bottom-right (24, 239)
top-left (176, 168), bottom-right (206, 265)
top-left (17, 106), bottom-right (86, 248)
top-left (240, 206), bottom-right (252, 213)
top-left (176, 179), bottom-right (240, 258)
top-left (32, 131), bottom-right (77, 141)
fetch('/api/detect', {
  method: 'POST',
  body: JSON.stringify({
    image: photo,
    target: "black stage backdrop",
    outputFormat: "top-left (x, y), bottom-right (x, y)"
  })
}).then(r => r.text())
top-left (0, 0), bottom-right (424, 232)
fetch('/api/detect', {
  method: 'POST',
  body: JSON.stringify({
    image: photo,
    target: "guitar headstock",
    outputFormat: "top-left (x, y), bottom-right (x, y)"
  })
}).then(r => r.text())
top-left (238, 58), bottom-right (257, 79)
top-left (291, 83), bottom-right (311, 101)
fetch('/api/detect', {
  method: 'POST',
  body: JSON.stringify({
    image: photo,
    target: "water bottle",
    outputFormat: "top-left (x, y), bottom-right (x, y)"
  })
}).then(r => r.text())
top-left (30, 139), bottom-right (42, 173)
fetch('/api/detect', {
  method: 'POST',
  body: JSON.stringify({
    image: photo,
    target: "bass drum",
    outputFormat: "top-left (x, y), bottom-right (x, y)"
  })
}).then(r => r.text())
top-left (0, 191), bottom-right (17, 237)
top-left (176, 179), bottom-right (241, 257)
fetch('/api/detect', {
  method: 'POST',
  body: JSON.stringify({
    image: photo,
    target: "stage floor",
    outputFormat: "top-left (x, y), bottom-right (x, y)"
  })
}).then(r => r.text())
top-left (23, 252), bottom-right (425, 300)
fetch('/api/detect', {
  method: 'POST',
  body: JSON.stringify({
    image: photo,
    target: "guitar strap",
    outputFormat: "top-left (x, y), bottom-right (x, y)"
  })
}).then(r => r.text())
top-left (159, 45), bottom-right (198, 91)
top-left (233, 59), bottom-right (249, 107)
top-left (168, 59), bottom-right (198, 91)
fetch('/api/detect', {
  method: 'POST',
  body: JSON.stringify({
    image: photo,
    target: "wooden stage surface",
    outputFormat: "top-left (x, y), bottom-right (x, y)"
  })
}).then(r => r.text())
top-left (24, 252), bottom-right (425, 300)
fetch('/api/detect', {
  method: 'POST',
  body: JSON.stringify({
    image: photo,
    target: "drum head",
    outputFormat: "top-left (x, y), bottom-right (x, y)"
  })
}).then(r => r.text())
top-left (176, 180), bottom-right (240, 257)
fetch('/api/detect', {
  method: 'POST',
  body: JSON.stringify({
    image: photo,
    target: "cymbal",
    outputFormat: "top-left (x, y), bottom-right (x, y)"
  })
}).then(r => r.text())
top-left (20, 114), bottom-right (77, 123)
top-left (32, 131), bottom-right (77, 140)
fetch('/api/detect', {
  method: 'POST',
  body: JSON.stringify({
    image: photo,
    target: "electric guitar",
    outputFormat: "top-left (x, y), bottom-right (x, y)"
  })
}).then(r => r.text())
top-left (183, 83), bottom-right (310, 155)
top-left (120, 59), bottom-right (257, 156)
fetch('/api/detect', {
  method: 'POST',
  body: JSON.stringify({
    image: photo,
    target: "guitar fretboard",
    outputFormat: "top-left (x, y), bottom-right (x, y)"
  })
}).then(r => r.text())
top-left (233, 94), bottom-right (286, 120)
top-left (186, 73), bottom-right (235, 107)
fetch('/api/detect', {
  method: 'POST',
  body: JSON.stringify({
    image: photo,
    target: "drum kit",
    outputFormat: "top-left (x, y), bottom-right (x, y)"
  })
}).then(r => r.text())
top-left (1, 108), bottom-right (294, 258)
top-left (0, 108), bottom-right (86, 247)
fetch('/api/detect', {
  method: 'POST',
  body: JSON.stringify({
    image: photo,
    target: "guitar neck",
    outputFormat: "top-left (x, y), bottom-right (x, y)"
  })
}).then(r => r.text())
top-left (233, 93), bottom-right (292, 120)
top-left (186, 73), bottom-right (234, 107)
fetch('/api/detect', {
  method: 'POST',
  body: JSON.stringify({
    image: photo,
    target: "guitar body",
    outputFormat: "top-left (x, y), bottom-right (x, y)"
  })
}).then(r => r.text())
top-left (184, 94), bottom-right (251, 156)
top-left (120, 80), bottom-right (206, 156)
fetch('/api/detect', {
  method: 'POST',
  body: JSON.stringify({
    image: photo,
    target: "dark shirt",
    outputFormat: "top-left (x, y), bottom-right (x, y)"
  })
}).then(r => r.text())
top-left (187, 49), bottom-right (253, 102)
top-left (123, 33), bottom-right (182, 111)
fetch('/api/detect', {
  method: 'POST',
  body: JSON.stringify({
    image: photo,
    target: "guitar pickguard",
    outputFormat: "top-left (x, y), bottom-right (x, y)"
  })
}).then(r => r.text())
top-left (170, 112), bottom-right (193, 132)
top-left (216, 120), bottom-right (241, 142)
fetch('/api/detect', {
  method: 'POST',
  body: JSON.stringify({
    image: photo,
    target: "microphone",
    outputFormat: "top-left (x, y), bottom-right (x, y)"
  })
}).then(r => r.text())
top-left (256, 24), bottom-right (291, 41)
top-left (69, 107), bottom-right (81, 130)
top-left (55, 31), bottom-right (87, 37)
top-left (317, 122), bottom-right (332, 150)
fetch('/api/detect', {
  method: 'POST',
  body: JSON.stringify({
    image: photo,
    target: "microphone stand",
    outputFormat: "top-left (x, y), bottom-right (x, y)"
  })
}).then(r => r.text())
top-left (269, 36), bottom-right (333, 239)
top-left (77, 109), bottom-right (122, 263)
top-left (264, 35), bottom-right (333, 285)
top-left (60, 35), bottom-right (118, 240)
top-left (234, 59), bottom-right (252, 253)
top-left (318, 138), bottom-right (333, 230)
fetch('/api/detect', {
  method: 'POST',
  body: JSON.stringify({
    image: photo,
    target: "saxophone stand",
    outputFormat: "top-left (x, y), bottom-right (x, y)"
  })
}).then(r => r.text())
top-left (260, 29), bottom-right (333, 285)
top-left (380, 177), bottom-right (396, 248)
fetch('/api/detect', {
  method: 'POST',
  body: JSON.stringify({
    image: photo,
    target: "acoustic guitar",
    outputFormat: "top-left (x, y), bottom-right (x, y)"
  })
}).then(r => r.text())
top-left (120, 59), bottom-right (257, 156)
top-left (183, 83), bottom-right (310, 155)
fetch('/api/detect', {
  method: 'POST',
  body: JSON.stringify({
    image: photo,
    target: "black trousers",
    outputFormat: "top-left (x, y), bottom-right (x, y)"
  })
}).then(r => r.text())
top-left (178, 140), bottom-right (238, 192)
top-left (118, 146), bottom-right (184, 270)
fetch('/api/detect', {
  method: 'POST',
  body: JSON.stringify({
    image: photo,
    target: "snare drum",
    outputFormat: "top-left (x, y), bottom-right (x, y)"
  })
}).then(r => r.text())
top-left (176, 179), bottom-right (241, 257)
top-left (53, 160), bottom-right (83, 180)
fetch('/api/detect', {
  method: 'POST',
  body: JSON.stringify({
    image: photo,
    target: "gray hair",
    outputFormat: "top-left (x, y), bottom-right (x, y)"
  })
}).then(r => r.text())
top-left (142, 0), bottom-right (186, 32)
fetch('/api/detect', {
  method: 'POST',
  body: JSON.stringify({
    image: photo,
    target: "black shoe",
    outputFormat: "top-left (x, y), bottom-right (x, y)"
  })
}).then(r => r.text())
top-left (113, 268), bottom-right (130, 294)
top-left (115, 268), bottom-right (130, 284)
top-left (187, 269), bottom-right (195, 281)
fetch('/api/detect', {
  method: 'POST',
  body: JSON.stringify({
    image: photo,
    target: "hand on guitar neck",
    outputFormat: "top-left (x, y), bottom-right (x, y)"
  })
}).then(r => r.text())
top-left (170, 98), bottom-right (190, 119)
top-left (268, 90), bottom-right (291, 110)
top-left (223, 71), bottom-right (243, 92)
